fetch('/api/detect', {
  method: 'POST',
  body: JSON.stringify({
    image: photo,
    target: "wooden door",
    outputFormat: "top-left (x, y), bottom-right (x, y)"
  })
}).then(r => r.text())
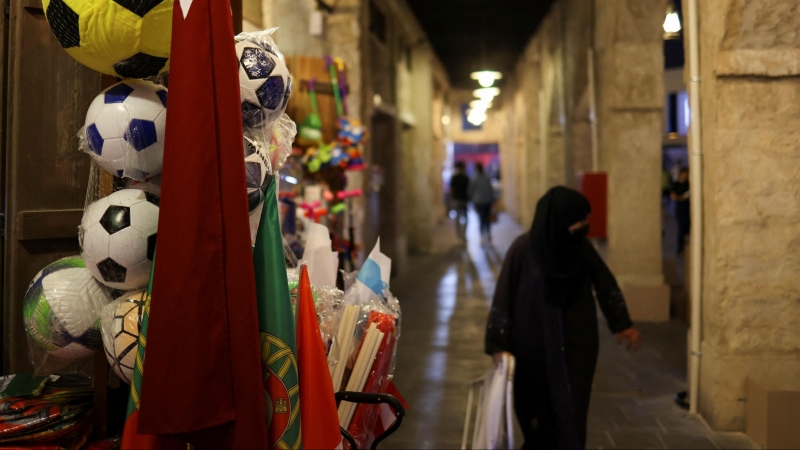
top-left (3, 0), bottom-right (102, 373)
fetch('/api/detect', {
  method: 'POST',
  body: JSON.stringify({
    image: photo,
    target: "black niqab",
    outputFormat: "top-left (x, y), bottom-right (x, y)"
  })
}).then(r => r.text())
top-left (531, 186), bottom-right (592, 307)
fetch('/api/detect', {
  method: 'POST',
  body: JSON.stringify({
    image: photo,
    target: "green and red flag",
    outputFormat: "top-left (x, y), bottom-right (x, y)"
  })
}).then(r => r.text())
top-left (134, 0), bottom-right (270, 447)
top-left (254, 177), bottom-right (302, 450)
top-left (121, 252), bottom-right (183, 450)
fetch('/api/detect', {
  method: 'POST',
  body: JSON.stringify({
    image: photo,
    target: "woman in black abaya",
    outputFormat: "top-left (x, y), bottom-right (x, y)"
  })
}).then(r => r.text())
top-left (485, 186), bottom-right (641, 449)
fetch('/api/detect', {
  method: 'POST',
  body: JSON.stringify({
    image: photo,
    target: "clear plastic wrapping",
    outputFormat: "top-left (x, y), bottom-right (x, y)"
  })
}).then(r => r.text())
top-left (78, 189), bottom-right (159, 292)
top-left (77, 79), bottom-right (168, 182)
top-left (23, 256), bottom-right (113, 374)
top-left (235, 28), bottom-right (292, 135)
top-left (100, 290), bottom-right (146, 384)
top-left (332, 240), bottom-right (402, 448)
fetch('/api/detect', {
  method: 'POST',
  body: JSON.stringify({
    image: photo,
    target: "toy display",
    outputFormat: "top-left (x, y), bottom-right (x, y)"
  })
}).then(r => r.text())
top-left (28, 10), bottom-right (405, 447)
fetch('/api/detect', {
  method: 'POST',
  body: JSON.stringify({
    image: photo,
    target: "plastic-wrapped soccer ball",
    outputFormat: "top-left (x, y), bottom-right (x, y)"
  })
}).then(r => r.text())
top-left (83, 80), bottom-right (167, 181)
top-left (244, 136), bottom-right (270, 213)
top-left (236, 38), bottom-right (291, 129)
top-left (80, 189), bottom-right (159, 290)
top-left (42, 0), bottom-right (172, 79)
top-left (101, 290), bottom-right (145, 384)
top-left (23, 256), bottom-right (112, 362)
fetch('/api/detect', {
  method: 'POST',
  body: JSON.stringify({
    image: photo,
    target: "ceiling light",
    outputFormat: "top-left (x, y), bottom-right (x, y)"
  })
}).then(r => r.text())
top-left (442, 115), bottom-right (451, 126)
top-left (663, 1), bottom-right (681, 39)
top-left (467, 109), bottom-right (487, 126)
top-left (470, 100), bottom-right (493, 111)
top-left (473, 87), bottom-right (500, 103)
top-left (470, 71), bottom-right (503, 88)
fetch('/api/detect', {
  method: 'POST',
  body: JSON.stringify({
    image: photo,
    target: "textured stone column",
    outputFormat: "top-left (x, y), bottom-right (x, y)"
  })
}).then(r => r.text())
top-left (595, 0), bottom-right (670, 321)
top-left (400, 45), bottom-right (435, 254)
top-left (539, 3), bottom-right (568, 191)
top-left (688, 0), bottom-right (800, 431)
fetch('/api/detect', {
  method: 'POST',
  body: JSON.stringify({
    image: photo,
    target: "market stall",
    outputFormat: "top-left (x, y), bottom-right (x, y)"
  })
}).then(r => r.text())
top-left (6, 0), bottom-right (404, 448)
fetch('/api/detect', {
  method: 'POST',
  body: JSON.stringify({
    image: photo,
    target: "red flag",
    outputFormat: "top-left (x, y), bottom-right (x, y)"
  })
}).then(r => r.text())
top-left (297, 266), bottom-right (342, 449)
top-left (136, 0), bottom-right (269, 447)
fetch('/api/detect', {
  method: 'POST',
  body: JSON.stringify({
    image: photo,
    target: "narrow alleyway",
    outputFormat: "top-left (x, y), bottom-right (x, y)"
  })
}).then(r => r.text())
top-left (384, 212), bottom-right (757, 449)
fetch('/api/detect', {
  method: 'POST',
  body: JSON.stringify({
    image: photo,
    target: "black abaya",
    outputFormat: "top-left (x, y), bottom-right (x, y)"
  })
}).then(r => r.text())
top-left (485, 234), bottom-right (633, 449)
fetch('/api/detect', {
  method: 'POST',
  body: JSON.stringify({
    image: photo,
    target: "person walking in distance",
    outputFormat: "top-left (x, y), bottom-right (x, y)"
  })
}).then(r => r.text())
top-left (449, 161), bottom-right (470, 241)
top-left (469, 162), bottom-right (495, 243)
top-left (485, 187), bottom-right (641, 449)
top-left (671, 168), bottom-right (690, 255)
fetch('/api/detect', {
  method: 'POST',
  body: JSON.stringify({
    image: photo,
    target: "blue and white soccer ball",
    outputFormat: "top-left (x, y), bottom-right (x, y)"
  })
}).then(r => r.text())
top-left (236, 37), bottom-right (291, 129)
top-left (83, 80), bottom-right (167, 181)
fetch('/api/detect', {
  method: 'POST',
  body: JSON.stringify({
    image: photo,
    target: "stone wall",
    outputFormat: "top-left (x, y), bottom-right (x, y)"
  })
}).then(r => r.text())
top-left (688, 0), bottom-right (800, 431)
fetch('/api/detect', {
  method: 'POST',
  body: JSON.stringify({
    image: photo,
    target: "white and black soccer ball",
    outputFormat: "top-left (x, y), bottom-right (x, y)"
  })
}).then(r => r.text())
top-left (80, 189), bottom-right (159, 290)
top-left (101, 290), bottom-right (145, 384)
top-left (244, 136), bottom-right (270, 213)
top-left (236, 38), bottom-right (291, 129)
top-left (84, 79), bottom-right (167, 181)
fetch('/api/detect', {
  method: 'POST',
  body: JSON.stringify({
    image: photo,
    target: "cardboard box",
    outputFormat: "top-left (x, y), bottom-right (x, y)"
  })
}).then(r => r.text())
top-left (746, 378), bottom-right (800, 449)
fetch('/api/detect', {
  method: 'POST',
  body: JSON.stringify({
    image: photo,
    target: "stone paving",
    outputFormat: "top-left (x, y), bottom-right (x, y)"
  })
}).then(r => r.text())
top-left (383, 212), bottom-right (757, 449)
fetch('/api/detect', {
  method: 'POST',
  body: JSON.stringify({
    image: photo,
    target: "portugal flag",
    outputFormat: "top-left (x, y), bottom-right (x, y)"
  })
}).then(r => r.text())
top-left (121, 252), bottom-right (183, 450)
top-left (297, 266), bottom-right (342, 449)
top-left (134, 0), bottom-right (269, 447)
top-left (254, 177), bottom-right (302, 449)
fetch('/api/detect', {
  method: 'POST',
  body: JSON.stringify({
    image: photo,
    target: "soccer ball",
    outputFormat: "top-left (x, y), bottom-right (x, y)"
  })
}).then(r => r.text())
top-left (236, 38), bottom-right (291, 129)
top-left (42, 0), bottom-right (172, 79)
top-left (245, 136), bottom-right (270, 213)
top-left (23, 256), bottom-right (112, 361)
top-left (101, 290), bottom-right (145, 384)
top-left (83, 80), bottom-right (167, 181)
top-left (80, 189), bottom-right (159, 290)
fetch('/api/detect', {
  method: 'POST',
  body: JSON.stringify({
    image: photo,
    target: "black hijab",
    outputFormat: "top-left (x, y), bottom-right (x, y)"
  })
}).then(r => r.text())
top-left (531, 187), bottom-right (592, 307)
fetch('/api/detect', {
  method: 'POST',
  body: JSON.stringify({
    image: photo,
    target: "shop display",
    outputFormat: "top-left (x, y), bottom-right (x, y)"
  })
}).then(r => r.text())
top-left (23, 257), bottom-right (111, 364)
top-left (31, 1), bottom-right (404, 444)
top-left (101, 290), bottom-right (146, 384)
top-left (80, 79), bottom-right (168, 181)
top-left (79, 189), bottom-right (159, 290)
top-left (43, 0), bottom-right (173, 79)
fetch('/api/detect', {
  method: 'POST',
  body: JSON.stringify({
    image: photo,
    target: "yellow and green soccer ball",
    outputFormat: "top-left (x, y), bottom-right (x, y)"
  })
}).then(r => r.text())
top-left (42, 0), bottom-right (173, 79)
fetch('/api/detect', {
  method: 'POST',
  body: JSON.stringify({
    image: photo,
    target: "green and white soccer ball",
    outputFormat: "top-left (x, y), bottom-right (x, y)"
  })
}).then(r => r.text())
top-left (23, 256), bottom-right (112, 362)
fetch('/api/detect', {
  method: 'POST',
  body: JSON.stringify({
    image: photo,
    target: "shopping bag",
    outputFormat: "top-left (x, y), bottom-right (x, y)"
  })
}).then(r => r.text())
top-left (461, 354), bottom-right (515, 450)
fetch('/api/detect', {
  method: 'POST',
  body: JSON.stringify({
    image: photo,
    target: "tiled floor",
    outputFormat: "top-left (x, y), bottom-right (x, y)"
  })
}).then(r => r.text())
top-left (382, 211), bottom-right (757, 449)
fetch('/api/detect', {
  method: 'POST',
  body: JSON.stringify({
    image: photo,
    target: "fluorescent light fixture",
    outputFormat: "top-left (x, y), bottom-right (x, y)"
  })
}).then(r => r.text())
top-left (470, 70), bottom-right (503, 88)
top-left (467, 109), bottom-right (487, 126)
top-left (470, 100), bottom-right (493, 111)
top-left (473, 87), bottom-right (500, 102)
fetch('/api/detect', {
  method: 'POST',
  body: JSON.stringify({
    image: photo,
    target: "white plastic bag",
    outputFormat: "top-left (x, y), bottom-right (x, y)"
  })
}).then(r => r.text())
top-left (463, 354), bottom-right (515, 450)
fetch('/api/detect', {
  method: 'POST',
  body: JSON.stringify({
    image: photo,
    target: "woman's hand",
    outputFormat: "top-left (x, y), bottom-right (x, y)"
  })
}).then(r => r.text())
top-left (616, 327), bottom-right (642, 351)
top-left (492, 351), bottom-right (512, 365)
